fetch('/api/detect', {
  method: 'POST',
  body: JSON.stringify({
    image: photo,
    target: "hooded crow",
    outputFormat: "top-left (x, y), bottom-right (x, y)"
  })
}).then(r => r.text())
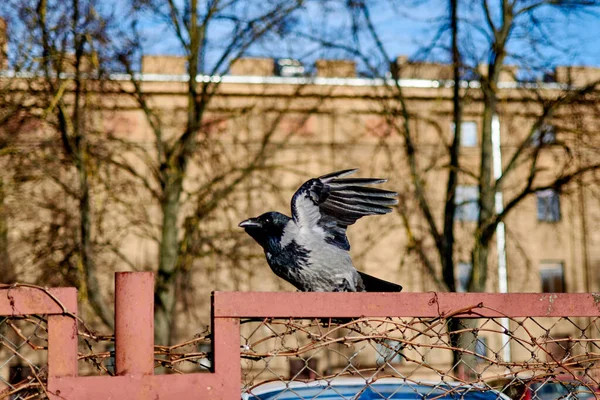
top-left (239, 169), bottom-right (402, 292)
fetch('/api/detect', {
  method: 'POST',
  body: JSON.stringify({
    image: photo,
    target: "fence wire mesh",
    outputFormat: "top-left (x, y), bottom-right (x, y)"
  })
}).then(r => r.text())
top-left (77, 328), bottom-right (212, 376)
top-left (0, 316), bottom-right (48, 399)
top-left (240, 308), bottom-right (600, 399)
top-left (0, 315), bottom-right (212, 399)
top-left (3, 303), bottom-right (600, 399)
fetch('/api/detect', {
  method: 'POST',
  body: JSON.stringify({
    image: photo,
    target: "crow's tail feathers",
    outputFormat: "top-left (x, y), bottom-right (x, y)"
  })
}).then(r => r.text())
top-left (359, 271), bottom-right (403, 292)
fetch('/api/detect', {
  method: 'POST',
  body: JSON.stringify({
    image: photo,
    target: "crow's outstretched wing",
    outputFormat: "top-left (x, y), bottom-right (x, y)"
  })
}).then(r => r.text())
top-left (291, 169), bottom-right (398, 250)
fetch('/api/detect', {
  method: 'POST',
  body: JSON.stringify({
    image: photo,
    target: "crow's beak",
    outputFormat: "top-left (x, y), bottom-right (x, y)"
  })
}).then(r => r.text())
top-left (239, 218), bottom-right (262, 229)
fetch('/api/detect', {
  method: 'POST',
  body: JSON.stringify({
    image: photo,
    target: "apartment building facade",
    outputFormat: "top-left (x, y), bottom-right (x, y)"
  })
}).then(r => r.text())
top-left (3, 52), bottom-right (600, 296)
top-left (2, 46), bottom-right (600, 384)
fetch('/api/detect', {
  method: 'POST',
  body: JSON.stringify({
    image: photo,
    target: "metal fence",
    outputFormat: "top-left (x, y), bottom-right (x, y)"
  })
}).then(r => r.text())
top-left (228, 293), bottom-right (600, 399)
top-left (239, 314), bottom-right (600, 399)
top-left (0, 315), bottom-right (48, 398)
top-left (2, 275), bottom-right (600, 399)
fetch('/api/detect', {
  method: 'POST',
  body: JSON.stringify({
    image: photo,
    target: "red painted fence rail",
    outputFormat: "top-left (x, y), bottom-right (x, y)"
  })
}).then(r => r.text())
top-left (2, 273), bottom-right (600, 399)
top-left (0, 284), bottom-right (78, 382)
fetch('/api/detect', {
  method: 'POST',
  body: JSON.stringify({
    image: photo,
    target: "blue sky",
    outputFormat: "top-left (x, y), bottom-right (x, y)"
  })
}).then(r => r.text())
top-left (1, 0), bottom-right (597, 72)
top-left (370, 1), bottom-right (600, 67)
top-left (133, 1), bottom-right (600, 72)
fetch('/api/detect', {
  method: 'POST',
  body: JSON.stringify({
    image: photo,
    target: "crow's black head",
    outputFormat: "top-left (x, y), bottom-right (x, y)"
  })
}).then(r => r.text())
top-left (239, 211), bottom-right (291, 250)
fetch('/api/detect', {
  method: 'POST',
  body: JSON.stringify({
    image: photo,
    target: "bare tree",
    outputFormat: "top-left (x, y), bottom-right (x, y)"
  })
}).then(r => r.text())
top-left (306, 0), bottom-right (600, 376)
top-left (0, 164), bottom-right (15, 284)
top-left (330, 0), bottom-right (600, 290)
top-left (115, 0), bottom-right (307, 344)
top-left (465, 1), bottom-right (600, 292)
top-left (0, 0), bottom-right (123, 328)
top-left (2, 0), bottom-right (329, 342)
top-left (0, 88), bottom-right (17, 284)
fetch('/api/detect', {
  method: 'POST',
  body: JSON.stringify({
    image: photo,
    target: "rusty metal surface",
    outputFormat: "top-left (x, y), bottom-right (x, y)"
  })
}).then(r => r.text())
top-left (0, 286), bottom-right (77, 316)
top-left (212, 291), bottom-right (600, 318)
top-left (46, 272), bottom-right (240, 399)
top-left (115, 271), bottom-right (154, 376)
top-left (48, 314), bottom-right (78, 379)
top-left (1, 285), bottom-right (78, 396)
top-left (48, 373), bottom-right (228, 400)
top-left (12, 273), bottom-right (600, 399)
top-left (212, 317), bottom-right (240, 392)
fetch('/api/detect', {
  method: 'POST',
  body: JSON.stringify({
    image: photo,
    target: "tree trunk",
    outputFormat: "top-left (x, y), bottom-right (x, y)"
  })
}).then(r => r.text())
top-left (472, 89), bottom-right (496, 292)
top-left (155, 0), bottom-right (202, 345)
top-left (449, 318), bottom-right (479, 381)
top-left (155, 174), bottom-right (183, 345)
top-left (446, 0), bottom-right (481, 378)
top-left (471, 240), bottom-right (490, 292)
top-left (79, 152), bottom-right (113, 327)
top-left (442, 0), bottom-right (461, 292)
top-left (0, 177), bottom-right (15, 283)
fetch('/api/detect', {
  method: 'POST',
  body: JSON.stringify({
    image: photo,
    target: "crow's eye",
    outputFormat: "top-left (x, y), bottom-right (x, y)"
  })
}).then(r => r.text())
top-left (265, 217), bottom-right (272, 224)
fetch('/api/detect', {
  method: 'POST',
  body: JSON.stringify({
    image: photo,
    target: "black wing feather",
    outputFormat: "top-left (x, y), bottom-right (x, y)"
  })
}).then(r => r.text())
top-left (358, 271), bottom-right (403, 292)
top-left (327, 178), bottom-right (387, 186)
top-left (291, 169), bottom-right (398, 250)
top-left (333, 186), bottom-right (398, 198)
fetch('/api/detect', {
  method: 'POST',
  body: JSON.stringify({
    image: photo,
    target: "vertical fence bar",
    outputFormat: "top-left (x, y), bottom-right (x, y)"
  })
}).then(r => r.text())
top-left (47, 289), bottom-right (78, 378)
top-left (115, 271), bottom-right (154, 376)
top-left (212, 292), bottom-right (240, 397)
top-left (212, 317), bottom-right (240, 397)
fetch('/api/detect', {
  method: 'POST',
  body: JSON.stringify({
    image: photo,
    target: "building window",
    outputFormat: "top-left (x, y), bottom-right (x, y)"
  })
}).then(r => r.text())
top-left (545, 335), bottom-right (572, 361)
top-left (475, 337), bottom-right (488, 362)
top-left (455, 185), bottom-right (479, 221)
top-left (457, 262), bottom-right (472, 292)
top-left (540, 262), bottom-right (565, 293)
top-left (451, 121), bottom-right (478, 147)
top-left (289, 358), bottom-right (318, 380)
top-left (376, 339), bottom-right (403, 365)
top-left (531, 124), bottom-right (556, 147)
top-left (536, 189), bottom-right (560, 222)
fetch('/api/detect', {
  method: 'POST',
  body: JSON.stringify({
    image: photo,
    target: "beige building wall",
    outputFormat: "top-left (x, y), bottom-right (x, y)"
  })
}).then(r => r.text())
top-left (5, 56), bottom-right (597, 297)
top-left (2, 57), bottom-right (600, 382)
top-left (99, 60), bottom-right (599, 300)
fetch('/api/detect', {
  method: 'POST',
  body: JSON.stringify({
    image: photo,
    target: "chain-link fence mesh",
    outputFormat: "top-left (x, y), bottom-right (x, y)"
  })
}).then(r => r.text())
top-left (0, 316), bottom-right (48, 399)
top-left (240, 308), bottom-right (600, 399)
top-left (154, 331), bottom-right (212, 373)
top-left (3, 304), bottom-right (600, 399)
top-left (0, 315), bottom-right (212, 399)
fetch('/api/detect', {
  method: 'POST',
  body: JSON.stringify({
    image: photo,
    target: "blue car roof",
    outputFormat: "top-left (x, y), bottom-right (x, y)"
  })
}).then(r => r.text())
top-left (244, 379), bottom-right (510, 400)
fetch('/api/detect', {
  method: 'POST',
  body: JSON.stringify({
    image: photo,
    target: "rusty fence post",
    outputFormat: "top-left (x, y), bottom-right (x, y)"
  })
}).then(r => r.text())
top-left (48, 314), bottom-right (78, 379)
top-left (48, 273), bottom-right (236, 399)
top-left (212, 317), bottom-right (241, 397)
top-left (16, 276), bottom-right (600, 399)
top-left (115, 271), bottom-right (154, 376)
